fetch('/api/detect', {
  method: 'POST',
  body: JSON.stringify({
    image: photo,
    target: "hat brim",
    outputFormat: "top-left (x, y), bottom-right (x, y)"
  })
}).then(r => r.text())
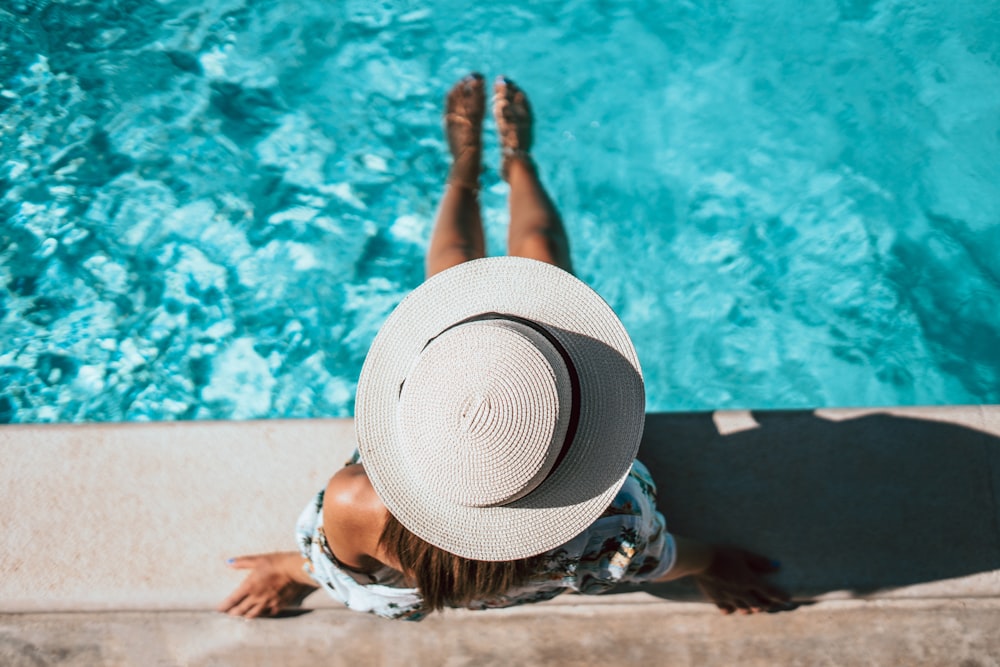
top-left (356, 257), bottom-right (645, 561)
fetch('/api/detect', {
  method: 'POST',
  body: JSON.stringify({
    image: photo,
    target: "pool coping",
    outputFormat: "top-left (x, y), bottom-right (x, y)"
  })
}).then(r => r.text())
top-left (2, 405), bottom-right (999, 613)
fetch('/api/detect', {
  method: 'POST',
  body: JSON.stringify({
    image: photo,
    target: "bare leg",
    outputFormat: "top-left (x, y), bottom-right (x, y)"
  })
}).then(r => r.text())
top-left (493, 77), bottom-right (573, 274)
top-left (426, 73), bottom-right (487, 279)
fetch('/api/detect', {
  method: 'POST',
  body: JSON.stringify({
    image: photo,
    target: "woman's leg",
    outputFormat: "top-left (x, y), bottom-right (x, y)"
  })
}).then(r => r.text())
top-left (493, 77), bottom-right (573, 274)
top-left (426, 73), bottom-right (487, 279)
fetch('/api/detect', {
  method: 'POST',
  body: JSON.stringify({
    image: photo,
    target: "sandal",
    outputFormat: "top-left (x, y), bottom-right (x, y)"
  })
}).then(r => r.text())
top-left (492, 76), bottom-right (534, 182)
top-left (444, 72), bottom-right (485, 192)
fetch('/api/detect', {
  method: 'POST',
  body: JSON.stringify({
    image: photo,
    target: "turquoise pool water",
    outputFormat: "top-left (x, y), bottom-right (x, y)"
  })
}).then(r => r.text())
top-left (2, 0), bottom-right (999, 423)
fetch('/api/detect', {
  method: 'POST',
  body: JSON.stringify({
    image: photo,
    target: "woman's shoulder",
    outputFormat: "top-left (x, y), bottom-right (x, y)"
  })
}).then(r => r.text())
top-left (322, 464), bottom-right (391, 570)
top-left (324, 463), bottom-right (378, 505)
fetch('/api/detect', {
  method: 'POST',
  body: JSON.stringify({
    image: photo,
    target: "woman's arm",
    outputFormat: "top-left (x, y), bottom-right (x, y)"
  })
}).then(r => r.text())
top-left (655, 535), bottom-right (790, 614)
top-left (218, 467), bottom-right (394, 619)
top-left (218, 551), bottom-right (318, 618)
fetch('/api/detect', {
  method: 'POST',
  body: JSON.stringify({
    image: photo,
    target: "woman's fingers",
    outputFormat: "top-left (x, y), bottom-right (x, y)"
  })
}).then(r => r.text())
top-left (244, 601), bottom-right (270, 619)
top-left (223, 591), bottom-right (280, 618)
top-left (750, 589), bottom-right (778, 608)
top-left (219, 552), bottom-right (313, 618)
top-left (748, 578), bottom-right (791, 606)
top-left (229, 594), bottom-right (263, 617)
top-left (730, 593), bottom-right (757, 614)
top-left (219, 558), bottom-right (270, 616)
top-left (714, 594), bottom-right (756, 614)
top-left (217, 586), bottom-right (248, 613)
top-left (707, 580), bottom-right (790, 615)
top-left (226, 555), bottom-right (263, 570)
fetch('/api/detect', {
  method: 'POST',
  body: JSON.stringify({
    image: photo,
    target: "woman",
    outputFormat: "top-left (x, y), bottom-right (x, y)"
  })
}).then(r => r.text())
top-left (219, 74), bottom-right (789, 620)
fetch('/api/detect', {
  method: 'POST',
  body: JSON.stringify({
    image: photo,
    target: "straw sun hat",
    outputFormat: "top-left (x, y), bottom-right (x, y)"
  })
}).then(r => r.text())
top-left (355, 257), bottom-right (645, 561)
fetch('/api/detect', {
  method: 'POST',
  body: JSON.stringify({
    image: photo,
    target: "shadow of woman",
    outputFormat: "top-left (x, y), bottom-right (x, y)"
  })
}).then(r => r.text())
top-left (632, 410), bottom-right (1000, 602)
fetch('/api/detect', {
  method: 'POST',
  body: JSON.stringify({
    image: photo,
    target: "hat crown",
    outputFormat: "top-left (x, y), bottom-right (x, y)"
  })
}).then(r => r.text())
top-left (355, 256), bottom-right (645, 561)
top-left (396, 319), bottom-right (573, 508)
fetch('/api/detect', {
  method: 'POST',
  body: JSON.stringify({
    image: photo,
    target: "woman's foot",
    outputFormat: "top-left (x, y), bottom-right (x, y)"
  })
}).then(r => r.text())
top-left (493, 76), bottom-right (534, 182)
top-left (445, 72), bottom-right (485, 192)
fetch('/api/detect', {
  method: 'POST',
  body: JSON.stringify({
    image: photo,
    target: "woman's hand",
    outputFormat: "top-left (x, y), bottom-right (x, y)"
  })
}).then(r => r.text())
top-left (694, 546), bottom-right (790, 615)
top-left (218, 551), bottom-right (318, 618)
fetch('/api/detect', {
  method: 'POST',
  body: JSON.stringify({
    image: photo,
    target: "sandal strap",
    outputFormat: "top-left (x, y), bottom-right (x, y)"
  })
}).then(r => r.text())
top-left (446, 177), bottom-right (480, 194)
top-left (444, 112), bottom-right (476, 129)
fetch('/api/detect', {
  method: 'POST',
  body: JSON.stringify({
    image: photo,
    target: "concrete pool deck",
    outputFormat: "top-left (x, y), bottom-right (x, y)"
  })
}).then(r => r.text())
top-left (3, 405), bottom-right (1000, 664)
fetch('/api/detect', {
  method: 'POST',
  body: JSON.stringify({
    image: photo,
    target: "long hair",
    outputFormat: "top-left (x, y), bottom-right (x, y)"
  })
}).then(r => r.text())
top-left (378, 512), bottom-right (546, 611)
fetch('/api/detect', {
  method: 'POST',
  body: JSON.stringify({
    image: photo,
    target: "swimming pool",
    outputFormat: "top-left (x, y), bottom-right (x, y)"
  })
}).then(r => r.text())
top-left (2, 0), bottom-right (998, 423)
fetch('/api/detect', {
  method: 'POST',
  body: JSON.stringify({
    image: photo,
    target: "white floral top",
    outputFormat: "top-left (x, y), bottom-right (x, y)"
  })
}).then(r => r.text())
top-left (296, 459), bottom-right (676, 621)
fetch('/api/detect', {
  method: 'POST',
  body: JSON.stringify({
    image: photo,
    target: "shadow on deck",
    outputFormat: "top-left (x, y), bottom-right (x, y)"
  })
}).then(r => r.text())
top-left (635, 410), bottom-right (1000, 601)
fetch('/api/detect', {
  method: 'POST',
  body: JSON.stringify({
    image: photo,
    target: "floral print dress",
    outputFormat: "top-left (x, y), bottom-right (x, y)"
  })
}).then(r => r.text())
top-left (296, 459), bottom-right (676, 621)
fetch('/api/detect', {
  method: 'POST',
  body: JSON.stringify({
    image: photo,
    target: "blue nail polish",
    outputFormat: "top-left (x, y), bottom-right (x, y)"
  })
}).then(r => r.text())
top-left (226, 558), bottom-right (235, 565)
top-left (771, 560), bottom-right (782, 568)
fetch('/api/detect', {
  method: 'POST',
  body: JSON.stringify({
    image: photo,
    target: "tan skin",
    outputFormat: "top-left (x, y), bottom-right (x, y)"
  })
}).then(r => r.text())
top-left (219, 74), bottom-right (789, 619)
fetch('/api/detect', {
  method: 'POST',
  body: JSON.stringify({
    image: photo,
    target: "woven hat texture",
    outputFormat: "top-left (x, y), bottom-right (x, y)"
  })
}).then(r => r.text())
top-left (356, 257), bottom-right (644, 561)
